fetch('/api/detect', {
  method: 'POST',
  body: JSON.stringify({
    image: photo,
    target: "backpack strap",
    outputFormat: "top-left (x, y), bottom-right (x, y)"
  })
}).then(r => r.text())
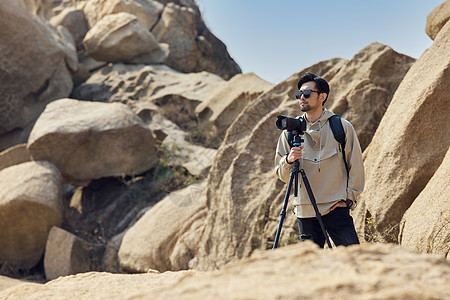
top-left (329, 115), bottom-right (349, 181)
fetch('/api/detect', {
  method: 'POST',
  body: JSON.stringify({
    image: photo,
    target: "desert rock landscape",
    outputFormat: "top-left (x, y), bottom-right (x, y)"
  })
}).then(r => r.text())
top-left (0, 0), bottom-right (449, 299)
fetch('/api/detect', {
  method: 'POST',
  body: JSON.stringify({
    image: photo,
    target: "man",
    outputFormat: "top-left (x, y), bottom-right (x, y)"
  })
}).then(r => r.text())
top-left (275, 72), bottom-right (364, 248)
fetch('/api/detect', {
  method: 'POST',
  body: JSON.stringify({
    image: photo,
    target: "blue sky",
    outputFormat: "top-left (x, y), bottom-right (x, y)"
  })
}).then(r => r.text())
top-left (197, 0), bottom-right (443, 84)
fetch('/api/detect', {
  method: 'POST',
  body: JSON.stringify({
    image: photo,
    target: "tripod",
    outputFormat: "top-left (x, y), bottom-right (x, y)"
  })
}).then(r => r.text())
top-left (272, 134), bottom-right (332, 249)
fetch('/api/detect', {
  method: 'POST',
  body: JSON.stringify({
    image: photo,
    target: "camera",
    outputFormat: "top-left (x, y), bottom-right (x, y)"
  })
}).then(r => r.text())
top-left (276, 115), bottom-right (306, 133)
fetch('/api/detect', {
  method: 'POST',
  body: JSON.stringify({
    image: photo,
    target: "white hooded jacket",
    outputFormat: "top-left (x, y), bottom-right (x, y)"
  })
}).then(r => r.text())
top-left (275, 109), bottom-right (365, 218)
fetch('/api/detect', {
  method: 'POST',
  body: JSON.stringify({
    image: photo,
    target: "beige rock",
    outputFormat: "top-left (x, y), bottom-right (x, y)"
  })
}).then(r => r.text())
top-left (0, 161), bottom-right (63, 269)
top-left (27, 99), bottom-right (158, 184)
top-left (83, 0), bottom-right (163, 30)
top-left (426, 1), bottom-right (450, 40)
top-left (0, 144), bottom-right (31, 172)
top-left (21, 0), bottom-right (85, 20)
top-left (195, 73), bottom-right (274, 140)
top-left (151, 3), bottom-right (242, 79)
top-left (50, 7), bottom-right (88, 50)
top-left (44, 227), bottom-right (104, 280)
top-left (118, 181), bottom-right (207, 273)
top-left (326, 42), bottom-right (415, 150)
top-left (72, 63), bottom-right (226, 130)
top-left (2, 243), bottom-right (450, 299)
top-left (354, 21), bottom-right (450, 243)
top-left (149, 114), bottom-right (217, 176)
top-left (0, 276), bottom-right (26, 293)
top-left (83, 12), bottom-right (168, 64)
top-left (0, 1), bottom-right (77, 148)
top-left (399, 148), bottom-right (450, 257)
top-left (152, 3), bottom-right (198, 73)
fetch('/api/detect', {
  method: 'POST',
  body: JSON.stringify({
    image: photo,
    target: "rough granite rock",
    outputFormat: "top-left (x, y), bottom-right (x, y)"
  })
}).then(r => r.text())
top-left (353, 21), bottom-right (450, 243)
top-left (2, 243), bottom-right (450, 299)
top-left (0, 0), bottom-right (77, 149)
top-left (426, 0), bottom-right (450, 40)
top-left (0, 161), bottom-right (63, 270)
top-left (27, 99), bottom-right (158, 184)
top-left (398, 148), bottom-right (450, 258)
top-left (83, 12), bottom-right (168, 64)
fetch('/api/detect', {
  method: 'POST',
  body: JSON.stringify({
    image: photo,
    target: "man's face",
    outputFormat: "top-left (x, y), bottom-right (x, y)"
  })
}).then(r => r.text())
top-left (298, 81), bottom-right (322, 112)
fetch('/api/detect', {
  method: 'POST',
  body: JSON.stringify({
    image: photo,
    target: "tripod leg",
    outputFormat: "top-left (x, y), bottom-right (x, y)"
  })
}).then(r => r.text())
top-left (273, 169), bottom-right (297, 250)
top-left (299, 169), bottom-right (333, 249)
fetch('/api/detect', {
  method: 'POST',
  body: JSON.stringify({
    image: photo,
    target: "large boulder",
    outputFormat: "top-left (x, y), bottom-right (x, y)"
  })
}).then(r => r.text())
top-left (0, 276), bottom-right (25, 293)
top-left (195, 73), bottom-right (274, 141)
top-left (27, 99), bottom-right (158, 184)
top-left (326, 42), bottom-right (415, 150)
top-left (0, 1), bottom-right (77, 149)
top-left (426, 0), bottom-right (450, 40)
top-left (398, 148), bottom-right (450, 257)
top-left (0, 144), bottom-right (31, 172)
top-left (0, 161), bottom-right (63, 270)
top-left (72, 63), bottom-right (226, 131)
top-left (83, 0), bottom-right (163, 30)
top-left (2, 243), bottom-right (450, 299)
top-left (50, 6), bottom-right (88, 50)
top-left (83, 12), bottom-right (168, 64)
top-left (354, 21), bottom-right (450, 243)
top-left (44, 227), bottom-right (104, 280)
top-left (118, 182), bottom-right (207, 273)
top-left (152, 3), bottom-right (241, 79)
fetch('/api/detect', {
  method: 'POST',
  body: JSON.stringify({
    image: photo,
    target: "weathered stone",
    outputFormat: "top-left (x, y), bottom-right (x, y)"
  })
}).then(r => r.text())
top-left (399, 148), bottom-right (450, 257)
top-left (2, 243), bottom-right (450, 299)
top-left (0, 161), bottom-right (63, 270)
top-left (0, 1), bottom-right (77, 149)
top-left (83, 0), bottom-right (163, 30)
top-left (83, 12), bottom-right (168, 64)
top-left (426, 1), bottom-right (450, 40)
top-left (152, 3), bottom-right (241, 79)
top-left (0, 144), bottom-right (31, 172)
top-left (149, 114), bottom-right (216, 176)
top-left (326, 42), bottom-right (415, 150)
top-left (0, 276), bottom-right (26, 293)
top-left (118, 182), bottom-right (207, 273)
top-left (72, 63), bottom-right (226, 131)
top-left (44, 227), bottom-right (104, 280)
top-left (354, 21), bottom-right (450, 243)
top-left (21, 0), bottom-right (85, 20)
top-left (50, 7), bottom-right (88, 50)
top-left (195, 73), bottom-right (274, 140)
top-left (27, 99), bottom-right (158, 184)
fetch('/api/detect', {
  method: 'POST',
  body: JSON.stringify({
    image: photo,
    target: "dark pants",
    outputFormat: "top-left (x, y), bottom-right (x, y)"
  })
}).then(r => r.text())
top-left (297, 207), bottom-right (359, 248)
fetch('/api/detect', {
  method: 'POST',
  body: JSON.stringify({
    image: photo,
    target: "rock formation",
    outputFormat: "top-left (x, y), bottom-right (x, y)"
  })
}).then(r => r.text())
top-left (118, 182), bottom-right (207, 272)
top-left (0, 161), bottom-right (63, 270)
top-left (353, 20), bottom-right (450, 244)
top-left (2, 243), bottom-right (450, 299)
top-left (398, 148), bottom-right (450, 257)
top-left (426, 0), bottom-right (450, 40)
top-left (0, 1), bottom-right (77, 150)
top-left (83, 12), bottom-right (169, 64)
top-left (326, 42), bottom-right (415, 150)
top-left (27, 99), bottom-right (158, 184)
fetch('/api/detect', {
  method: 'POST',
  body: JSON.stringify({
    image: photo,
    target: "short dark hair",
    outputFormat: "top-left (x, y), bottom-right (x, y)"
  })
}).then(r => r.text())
top-left (297, 72), bottom-right (330, 105)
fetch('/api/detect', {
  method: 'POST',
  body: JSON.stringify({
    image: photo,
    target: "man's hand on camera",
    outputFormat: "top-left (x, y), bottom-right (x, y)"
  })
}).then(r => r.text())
top-left (286, 146), bottom-right (304, 164)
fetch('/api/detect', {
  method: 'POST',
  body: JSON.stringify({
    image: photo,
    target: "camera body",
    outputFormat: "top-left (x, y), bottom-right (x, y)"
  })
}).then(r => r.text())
top-left (276, 115), bottom-right (306, 133)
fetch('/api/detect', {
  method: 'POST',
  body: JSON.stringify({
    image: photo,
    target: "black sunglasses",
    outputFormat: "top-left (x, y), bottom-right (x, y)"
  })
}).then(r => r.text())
top-left (295, 89), bottom-right (320, 99)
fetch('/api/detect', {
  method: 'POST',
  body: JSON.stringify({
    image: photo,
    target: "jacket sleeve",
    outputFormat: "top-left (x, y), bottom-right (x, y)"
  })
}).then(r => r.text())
top-left (275, 130), bottom-right (293, 183)
top-left (343, 121), bottom-right (365, 202)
